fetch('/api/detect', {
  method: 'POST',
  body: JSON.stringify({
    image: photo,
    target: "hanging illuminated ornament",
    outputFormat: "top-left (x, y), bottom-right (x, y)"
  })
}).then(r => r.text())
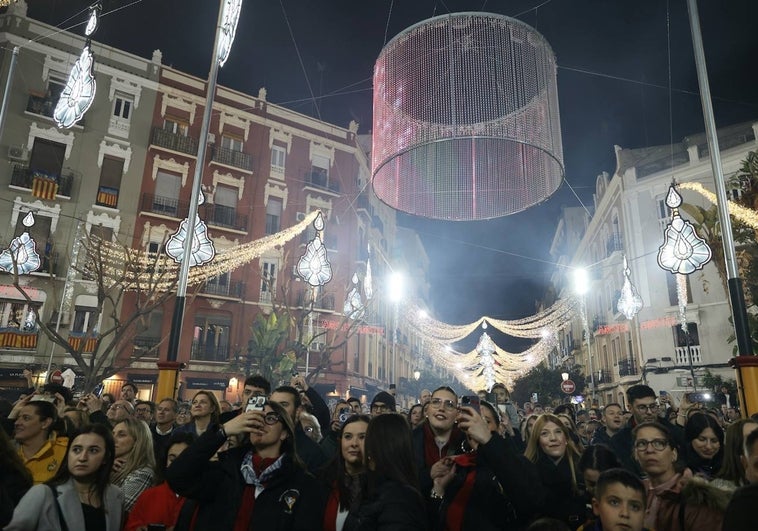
top-left (0, 212), bottom-right (42, 274)
top-left (657, 182), bottom-right (712, 274)
top-left (476, 322), bottom-right (497, 391)
top-left (165, 192), bottom-right (216, 266)
top-left (343, 273), bottom-right (365, 319)
top-left (364, 243), bottom-right (373, 300)
top-left (54, 2), bottom-right (100, 129)
top-left (617, 255), bottom-right (643, 320)
top-left (297, 212), bottom-right (333, 286)
top-left (217, 0), bottom-right (243, 67)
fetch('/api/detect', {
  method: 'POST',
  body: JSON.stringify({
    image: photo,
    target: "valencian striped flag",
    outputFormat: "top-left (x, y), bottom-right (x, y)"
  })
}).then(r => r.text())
top-left (31, 171), bottom-right (58, 200)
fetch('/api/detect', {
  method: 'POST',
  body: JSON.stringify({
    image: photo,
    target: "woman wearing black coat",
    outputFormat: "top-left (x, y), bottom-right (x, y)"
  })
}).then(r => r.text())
top-left (0, 429), bottom-right (33, 527)
top-left (167, 400), bottom-right (326, 531)
top-left (344, 413), bottom-right (428, 531)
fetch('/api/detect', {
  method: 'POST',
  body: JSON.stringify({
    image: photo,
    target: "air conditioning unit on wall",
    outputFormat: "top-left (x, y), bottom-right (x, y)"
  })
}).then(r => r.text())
top-left (8, 145), bottom-right (28, 161)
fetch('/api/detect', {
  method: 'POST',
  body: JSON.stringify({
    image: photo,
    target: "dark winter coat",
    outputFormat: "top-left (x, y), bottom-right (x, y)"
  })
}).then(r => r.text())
top-left (343, 477), bottom-right (427, 531)
top-left (166, 425), bottom-right (326, 531)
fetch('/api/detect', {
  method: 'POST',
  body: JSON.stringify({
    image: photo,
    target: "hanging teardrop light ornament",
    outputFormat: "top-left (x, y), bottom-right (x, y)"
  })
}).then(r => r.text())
top-left (165, 191), bottom-right (216, 266)
top-left (297, 212), bottom-right (333, 286)
top-left (617, 255), bottom-right (643, 320)
top-left (0, 211), bottom-right (42, 274)
top-left (657, 181), bottom-right (712, 274)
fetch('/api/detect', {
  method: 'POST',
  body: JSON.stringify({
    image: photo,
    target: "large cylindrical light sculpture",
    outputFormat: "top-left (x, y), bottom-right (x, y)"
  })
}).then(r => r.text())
top-left (372, 12), bottom-right (564, 220)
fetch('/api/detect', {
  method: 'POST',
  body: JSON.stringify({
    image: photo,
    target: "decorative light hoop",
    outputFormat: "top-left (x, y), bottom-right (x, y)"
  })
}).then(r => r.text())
top-left (372, 12), bottom-right (564, 220)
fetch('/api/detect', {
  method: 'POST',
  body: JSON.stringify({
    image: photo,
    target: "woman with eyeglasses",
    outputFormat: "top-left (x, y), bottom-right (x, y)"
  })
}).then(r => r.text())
top-left (321, 414), bottom-right (371, 531)
top-left (175, 390), bottom-right (220, 437)
top-left (167, 400), bottom-right (325, 530)
top-left (631, 422), bottom-right (728, 531)
top-left (344, 413), bottom-right (428, 531)
top-left (525, 413), bottom-right (587, 530)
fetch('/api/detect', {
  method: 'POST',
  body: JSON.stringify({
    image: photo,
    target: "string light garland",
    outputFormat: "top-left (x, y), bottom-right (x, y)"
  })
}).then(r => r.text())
top-left (679, 181), bottom-right (758, 230)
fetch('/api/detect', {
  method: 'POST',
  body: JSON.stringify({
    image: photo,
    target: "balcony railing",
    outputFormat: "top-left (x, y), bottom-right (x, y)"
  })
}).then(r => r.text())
top-left (0, 328), bottom-right (38, 349)
top-left (190, 342), bottom-right (230, 362)
top-left (133, 336), bottom-right (161, 355)
top-left (606, 234), bottom-right (623, 256)
top-left (38, 251), bottom-right (59, 276)
top-left (304, 171), bottom-right (340, 193)
top-left (210, 144), bottom-right (253, 171)
top-left (675, 345), bottom-right (702, 365)
top-left (141, 193), bottom-right (186, 219)
top-left (203, 204), bottom-right (248, 232)
top-left (617, 358), bottom-right (639, 377)
top-left (201, 280), bottom-right (245, 298)
top-left (150, 126), bottom-right (199, 156)
top-left (27, 93), bottom-right (84, 126)
top-left (11, 165), bottom-right (74, 197)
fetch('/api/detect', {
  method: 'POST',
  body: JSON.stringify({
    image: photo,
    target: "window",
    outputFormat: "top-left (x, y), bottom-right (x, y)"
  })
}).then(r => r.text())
top-left (14, 213), bottom-right (51, 243)
top-left (260, 261), bottom-right (277, 302)
top-left (72, 306), bottom-right (99, 334)
top-left (192, 314), bottom-right (231, 362)
top-left (673, 322), bottom-right (701, 364)
top-left (265, 197), bottom-right (282, 235)
top-left (163, 117), bottom-right (188, 136)
top-left (0, 300), bottom-right (39, 330)
top-left (113, 94), bottom-right (132, 120)
top-left (153, 171), bottom-right (181, 216)
top-left (134, 310), bottom-right (163, 355)
top-left (89, 225), bottom-right (113, 242)
top-left (96, 156), bottom-right (124, 208)
top-left (666, 273), bottom-right (693, 306)
top-left (309, 154), bottom-right (330, 187)
top-left (205, 272), bottom-right (231, 296)
top-left (220, 134), bottom-right (243, 152)
top-left (271, 145), bottom-right (286, 171)
top-left (29, 138), bottom-right (65, 179)
top-left (212, 185), bottom-right (237, 227)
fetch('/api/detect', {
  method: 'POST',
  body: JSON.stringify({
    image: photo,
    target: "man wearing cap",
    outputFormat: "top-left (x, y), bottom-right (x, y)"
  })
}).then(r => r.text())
top-left (370, 391), bottom-right (396, 416)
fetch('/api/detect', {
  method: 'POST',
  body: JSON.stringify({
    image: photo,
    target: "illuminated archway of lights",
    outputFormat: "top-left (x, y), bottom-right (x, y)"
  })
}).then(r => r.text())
top-left (402, 297), bottom-right (578, 390)
top-left (89, 210), bottom-right (321, 291)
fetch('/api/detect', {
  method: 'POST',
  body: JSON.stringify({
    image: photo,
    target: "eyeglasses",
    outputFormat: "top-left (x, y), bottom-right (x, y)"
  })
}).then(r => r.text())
top-left (634, 438), bottom-right (668, 452)
top-left (263, 412), bottom-right (282, 425)
top-left (371, 404), bottom-right (389, 413)
top-left (635, 403), bottom-right (659, 413)
top-left (304, 426), bottom-right (315, 433)
top-left (429, 398), bottom-right (457, 411)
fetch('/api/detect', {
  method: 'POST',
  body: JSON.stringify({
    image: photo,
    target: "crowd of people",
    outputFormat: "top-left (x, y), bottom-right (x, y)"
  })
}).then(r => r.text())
top-left (1, 375), bottom-right (757, 530)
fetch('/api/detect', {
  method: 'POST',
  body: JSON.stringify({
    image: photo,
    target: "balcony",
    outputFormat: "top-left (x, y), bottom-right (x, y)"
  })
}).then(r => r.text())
top-left (675, 345), bottom-right (702, 365)
top-left (210, 144), bottom-right (252, 171)
top-left (617, 357), bottom-right (639, 377)
top-left (303, 170), bottom-right (340, 194)
top-left (67, 332), bottom-right (98, 353)
top-left (11, 165), bottom-right (74, 197)
top-left (133, 336), bottom-right (161, 356)
top-left (150, 126), bottom-right (198, 156)
top-left (606, 234), bottom-right (624, 256)
top-left (26, 93), bottom-right (84, 126)
top-left (38, 251), bottom-right (59, 276)
top-left (203, 204), bottom-right (248, 232)
top-left (200, 280), bottom-right (245, 298)
top-left (96, 186), bottom-right (119, 208)
top-left (190, 341), bottom-right (230, 362)
top-left (0, 328), bottom-right (38, 350)
top-left (141, 193), bottom-right (186, 219)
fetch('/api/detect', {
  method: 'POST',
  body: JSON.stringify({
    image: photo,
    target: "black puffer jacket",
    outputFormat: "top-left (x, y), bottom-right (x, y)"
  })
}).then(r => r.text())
top-left (167, 425), bottom-right (326, 531)
top-left (343, 477), bottom-right (428, 531)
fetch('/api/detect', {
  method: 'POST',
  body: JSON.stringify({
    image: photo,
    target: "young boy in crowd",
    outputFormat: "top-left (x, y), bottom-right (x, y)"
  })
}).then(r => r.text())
top-left (579, 468), bottom-right (651, 531)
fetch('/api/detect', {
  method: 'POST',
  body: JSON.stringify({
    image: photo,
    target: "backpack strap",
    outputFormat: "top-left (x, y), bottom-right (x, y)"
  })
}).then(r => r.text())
top-left (46, 484), bottom-right (70, 531)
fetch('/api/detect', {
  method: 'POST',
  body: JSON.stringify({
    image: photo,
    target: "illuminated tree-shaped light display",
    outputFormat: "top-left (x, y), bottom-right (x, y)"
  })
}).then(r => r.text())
top-left (0, 212), bottom-right (41, 274)
top-left (54, 2), bottom-right (100, 129)
top-left (476, 322), bottom-right (497, 391)
top-left (657, 182), bottom-right (712, 329)
top-left (165, 192), bottom-right (216, 266)
top-left (617, 255), bottom-right (643, 320)
top-left (297, 212), bottom-right (332, 287)
top-left (364, 244), bottom-right (373, 300)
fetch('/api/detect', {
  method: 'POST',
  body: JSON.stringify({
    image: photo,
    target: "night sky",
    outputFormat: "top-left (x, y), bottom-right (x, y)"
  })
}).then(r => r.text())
top-left (23, 1), bottom-right (758, 342)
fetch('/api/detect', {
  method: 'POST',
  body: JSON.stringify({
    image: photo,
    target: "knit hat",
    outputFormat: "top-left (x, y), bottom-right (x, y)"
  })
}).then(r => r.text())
top-left (371, 391), bottom-right (396, 412)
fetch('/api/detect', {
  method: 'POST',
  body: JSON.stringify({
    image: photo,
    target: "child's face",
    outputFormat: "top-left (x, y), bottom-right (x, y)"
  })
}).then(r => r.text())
top-left (592, 483), bottom-right (645, 531)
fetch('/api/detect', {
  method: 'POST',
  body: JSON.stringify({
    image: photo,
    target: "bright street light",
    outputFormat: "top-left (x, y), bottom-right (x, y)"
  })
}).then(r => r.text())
top-left (388, 271), bottom-right (405, 302)
top-left (572, 267), bottom-right (590, 295)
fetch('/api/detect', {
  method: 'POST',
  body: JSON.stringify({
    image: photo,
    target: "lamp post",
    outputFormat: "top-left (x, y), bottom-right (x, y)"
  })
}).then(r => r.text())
top-left (156, 0), bottom-right (242, 400)
top-left (573, 267), bottom-right (596, 404)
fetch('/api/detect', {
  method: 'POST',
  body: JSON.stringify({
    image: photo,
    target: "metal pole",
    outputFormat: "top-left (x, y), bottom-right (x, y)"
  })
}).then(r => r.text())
top-left (686, 0), bottom-right (752, 357)
top-left (0, 46), bottom-right (19, 143)
top-left (166, 0), bottom-right (225, 362)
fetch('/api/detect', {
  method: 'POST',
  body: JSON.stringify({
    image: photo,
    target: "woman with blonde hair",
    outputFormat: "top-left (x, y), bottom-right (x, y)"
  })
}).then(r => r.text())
top-left (175, 390), bottom-right (220, 437)
top-left (111, 417), bottom-right (156, 512)
top-left (525, 413), bottom-right (587, 530)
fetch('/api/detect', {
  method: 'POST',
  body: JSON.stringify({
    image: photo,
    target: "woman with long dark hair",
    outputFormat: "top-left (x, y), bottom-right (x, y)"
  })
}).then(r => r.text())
top-left (683, 412), bottom-right (724, 480)
top-left (322, 414), bottom-right (371, 531)
top-left (5, 424), bottom-right (123, 530)
top-left (167, 399), bottom-right (325, 530)
top-left (712, 418), bottom-right (758, 491)
top-left (344, 413), bottom-right (428, 530)
top-left (0, 429), bottom-right (33, 527)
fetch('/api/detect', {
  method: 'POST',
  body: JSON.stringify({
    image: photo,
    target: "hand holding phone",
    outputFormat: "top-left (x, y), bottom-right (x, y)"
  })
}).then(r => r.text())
top-left (460, 395), bottom-right (481, 414)
top-left (245, 396), bottom-right (266, 412)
